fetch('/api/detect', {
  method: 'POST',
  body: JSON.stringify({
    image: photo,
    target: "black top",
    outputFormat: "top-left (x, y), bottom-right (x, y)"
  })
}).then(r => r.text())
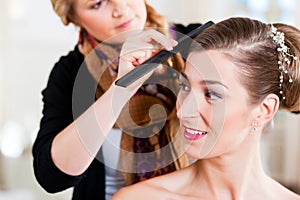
top-left (32, 23), bottom-right (201, 200)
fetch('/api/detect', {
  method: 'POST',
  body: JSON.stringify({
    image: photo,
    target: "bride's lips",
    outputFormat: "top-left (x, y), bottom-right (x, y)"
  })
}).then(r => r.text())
top-left (183, 125), bottom-right (208, 141)
top-left (116, 18), bottom-right (133, 29)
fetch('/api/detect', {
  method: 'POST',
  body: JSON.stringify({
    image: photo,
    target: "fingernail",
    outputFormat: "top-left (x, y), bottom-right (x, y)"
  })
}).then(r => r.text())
top-left (166, 46), bottom-right (173, 51)
top-left (171, 39), bottom-right (178, 46)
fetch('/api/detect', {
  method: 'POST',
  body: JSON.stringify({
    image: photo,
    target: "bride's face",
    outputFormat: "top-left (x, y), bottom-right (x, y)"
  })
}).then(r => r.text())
top-left (177, 50), bottom-right (256, 159)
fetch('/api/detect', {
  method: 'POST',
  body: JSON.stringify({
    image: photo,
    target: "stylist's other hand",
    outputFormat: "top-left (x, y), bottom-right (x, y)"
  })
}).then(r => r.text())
top-left (118, 29), bottom-right (177, 91)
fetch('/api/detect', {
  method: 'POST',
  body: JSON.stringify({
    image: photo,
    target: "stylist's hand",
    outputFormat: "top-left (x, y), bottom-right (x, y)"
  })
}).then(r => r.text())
top-left (117, 29), bottom-right (177, 91)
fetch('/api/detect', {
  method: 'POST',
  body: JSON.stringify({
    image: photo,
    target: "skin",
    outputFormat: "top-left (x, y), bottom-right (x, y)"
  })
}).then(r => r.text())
top-left (176, 51), bottom-right (260, 159)
top-left (73, 0), bottom-right (147, 43)
top-left (111, 36), bottom-right (300, 199)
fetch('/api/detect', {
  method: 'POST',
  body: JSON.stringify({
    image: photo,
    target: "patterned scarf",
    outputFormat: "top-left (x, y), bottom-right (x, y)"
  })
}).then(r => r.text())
top-left (79, 28), bottom-right (188, 185)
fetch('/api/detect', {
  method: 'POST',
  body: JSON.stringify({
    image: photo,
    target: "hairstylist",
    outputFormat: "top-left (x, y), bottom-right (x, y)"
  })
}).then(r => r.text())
top-left (32, 0), bottom-right (201, 199)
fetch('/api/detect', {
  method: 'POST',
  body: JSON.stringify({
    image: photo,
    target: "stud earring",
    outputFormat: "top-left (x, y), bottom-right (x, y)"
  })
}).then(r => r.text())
top-left (252, 120), bottom-right (257, 133)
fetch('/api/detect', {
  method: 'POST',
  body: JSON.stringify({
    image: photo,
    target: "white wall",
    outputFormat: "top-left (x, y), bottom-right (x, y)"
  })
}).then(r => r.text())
top-left (0, 0), bottom-right (76, 199)
top-left (147, 0), bottom-right (237, 24)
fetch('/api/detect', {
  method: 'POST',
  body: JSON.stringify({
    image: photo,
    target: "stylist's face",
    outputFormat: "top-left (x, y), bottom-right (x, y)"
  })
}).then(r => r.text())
top-left (74, 0), bottom-right (147, 43)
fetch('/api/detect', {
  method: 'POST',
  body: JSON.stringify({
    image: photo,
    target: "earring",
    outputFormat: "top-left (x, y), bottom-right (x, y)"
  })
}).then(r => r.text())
top-left (252, 120), bottom-right (257, 133)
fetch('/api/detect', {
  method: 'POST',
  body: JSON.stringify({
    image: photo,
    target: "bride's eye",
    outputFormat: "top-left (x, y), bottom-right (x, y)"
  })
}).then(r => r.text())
top-left (205, 90), bottom-right (223, 101)
top-left (179, 82), bottom-right (191, 92)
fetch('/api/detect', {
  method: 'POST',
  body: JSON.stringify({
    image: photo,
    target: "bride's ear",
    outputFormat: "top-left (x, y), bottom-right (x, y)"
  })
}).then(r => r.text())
top-left (254, 94), bottom-right (279, 124)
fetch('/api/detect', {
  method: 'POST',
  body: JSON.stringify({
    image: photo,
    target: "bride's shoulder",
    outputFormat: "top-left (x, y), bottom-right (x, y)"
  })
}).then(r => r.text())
top-left (111, 180), bottom-right (178, 200)
top-left (267, 178), bottom-right (300, 200)
top-left (276, 185), bottom-right (300, 199)
top-left (112, 168), bottom-right (191, 200)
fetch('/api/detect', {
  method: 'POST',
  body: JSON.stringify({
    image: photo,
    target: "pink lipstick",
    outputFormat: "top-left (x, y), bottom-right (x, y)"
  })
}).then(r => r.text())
top-left (183, 126), bottom-right (207, 141)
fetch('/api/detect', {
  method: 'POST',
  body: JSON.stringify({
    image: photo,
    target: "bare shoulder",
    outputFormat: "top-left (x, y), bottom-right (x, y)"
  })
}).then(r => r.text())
top-left (112, 166), bottom-right (193, 200)
top-left (274, 186), bottom-right (300, 199)
top-left (277, 185), bottom-right (300, 199)
top-left (111, 181), bottom-right (180, 200)
top-left (146, 165), bottom-right (193, 191)
top-left (110, 185), bottom-right (136, 200)
top-left (267, 178), bottom-right (300, 200)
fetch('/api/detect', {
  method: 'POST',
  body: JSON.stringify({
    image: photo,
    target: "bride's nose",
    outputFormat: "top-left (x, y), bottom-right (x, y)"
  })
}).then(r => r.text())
top-left (177, 91), bottom-right (202, 119)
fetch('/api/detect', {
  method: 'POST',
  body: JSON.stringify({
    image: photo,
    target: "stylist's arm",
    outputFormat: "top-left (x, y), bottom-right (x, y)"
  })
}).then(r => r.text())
top-left (51, 30), bottom-right (177, 176)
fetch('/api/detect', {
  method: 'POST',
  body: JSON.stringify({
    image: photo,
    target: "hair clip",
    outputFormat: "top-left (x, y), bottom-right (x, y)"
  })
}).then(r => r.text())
top-left (270, 25), bottom-right (297, 100)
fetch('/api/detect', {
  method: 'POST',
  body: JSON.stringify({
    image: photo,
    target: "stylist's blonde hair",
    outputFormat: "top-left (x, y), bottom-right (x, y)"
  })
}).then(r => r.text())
top-left (50, 0), bottom-right (72, 25)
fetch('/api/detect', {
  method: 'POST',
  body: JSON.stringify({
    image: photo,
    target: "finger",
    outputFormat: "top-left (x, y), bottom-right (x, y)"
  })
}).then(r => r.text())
top-left (120, 42), bottom-right (154, 57)
top-left (120, 41), bottom-right (155, 73)
top-left (136, 50), bottom-right (153, 65)
top-left (119, 50), bottom-right (149, 71)
top-left (129, 29), bottom-right (178, 51)
top-left (116, 29), bottom-right (177, 90)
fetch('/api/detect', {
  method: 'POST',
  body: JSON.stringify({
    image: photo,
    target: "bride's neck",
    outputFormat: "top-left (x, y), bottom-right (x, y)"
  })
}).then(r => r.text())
top-left (190, 136), bottom-right (268, 199)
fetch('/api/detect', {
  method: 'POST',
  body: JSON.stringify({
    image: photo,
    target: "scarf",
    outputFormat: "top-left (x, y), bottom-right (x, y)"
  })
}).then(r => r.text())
top-left (78, 28), bottom-right (188, 185)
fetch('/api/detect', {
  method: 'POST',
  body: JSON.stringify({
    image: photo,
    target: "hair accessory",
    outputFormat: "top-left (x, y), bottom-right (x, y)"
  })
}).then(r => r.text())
top-left (270, 25), bottom-right (297, 100)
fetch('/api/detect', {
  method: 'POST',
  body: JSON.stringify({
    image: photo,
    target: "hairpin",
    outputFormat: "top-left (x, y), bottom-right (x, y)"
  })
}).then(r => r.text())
top-left (270, 25), bottom-right (297, 100)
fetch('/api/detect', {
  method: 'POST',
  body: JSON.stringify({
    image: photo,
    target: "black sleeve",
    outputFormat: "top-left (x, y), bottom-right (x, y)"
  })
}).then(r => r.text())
top-left (32, 47), bottom-right (90, 193)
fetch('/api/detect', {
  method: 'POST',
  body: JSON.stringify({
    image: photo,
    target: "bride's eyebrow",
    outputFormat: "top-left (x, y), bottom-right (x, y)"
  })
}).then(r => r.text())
top-left (180, 72), bottom-right (228, 90)
top-left (180, 72), bottom-right (188, 80)
top-left (199, 80), bottom-right (229, 90)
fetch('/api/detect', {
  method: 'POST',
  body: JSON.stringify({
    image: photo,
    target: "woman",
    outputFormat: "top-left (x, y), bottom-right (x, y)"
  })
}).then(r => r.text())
top-left (32, 0), bottom-right (200, 199)
top-left (111, 17), bottom-right (300, 199)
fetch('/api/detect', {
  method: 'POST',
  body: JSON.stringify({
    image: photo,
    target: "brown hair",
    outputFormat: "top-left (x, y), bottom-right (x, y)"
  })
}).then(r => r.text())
top-left (191, 17), bottom-right (300, 113)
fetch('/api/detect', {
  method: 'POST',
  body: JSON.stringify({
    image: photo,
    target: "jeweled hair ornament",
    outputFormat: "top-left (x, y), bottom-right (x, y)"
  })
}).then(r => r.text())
top-left (270, 24), bottom-right (298, 100)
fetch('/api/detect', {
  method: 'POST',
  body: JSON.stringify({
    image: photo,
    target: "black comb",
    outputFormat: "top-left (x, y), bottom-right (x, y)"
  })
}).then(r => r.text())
top-left (115, 21), bottom-right (214, 87)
